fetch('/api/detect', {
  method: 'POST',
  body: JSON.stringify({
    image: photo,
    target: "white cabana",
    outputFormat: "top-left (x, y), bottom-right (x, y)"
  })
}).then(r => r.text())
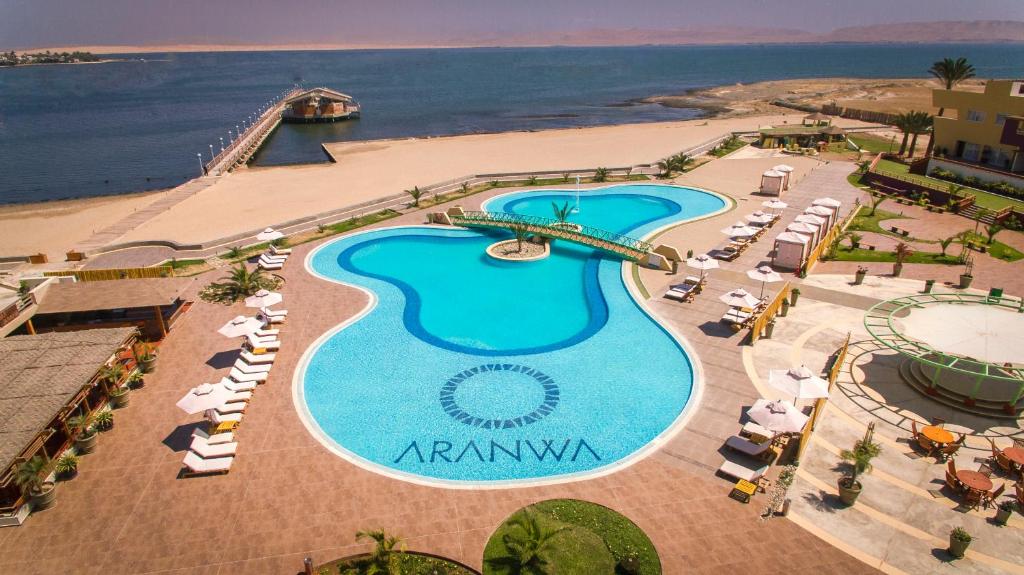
top-left (768, 366), bottom-right (830, 402)
top-left (217, 315), bottom-right (264, 338)
top-left (787, 221), bottom-right (821, 246)
top-left (721, 221), bottom-right (759, 238)
top-left (719, 288), bottom-right (761, 309)
top-left (772, 231), bottom-right (811, 271)
top-left (746, 265), bottom-right (784, 297)
top-left (772, 164), bottom-right (795, 190)
top-left (244, 289), bottom-right (283, 309)
top-left (686, 253), bottom-right (720, 280)
top-left (176, 383), bottom-right (234, 415)
top-left (805, 205), bottom-right (836, 229)
top-left (745, 211), bottom-right (775, 225)
top-left (256, 227), bottom-right (284, 241)
top-left (747, 399), bottom-right (810, 434)
top-left (760, 169), bottom-right (786, 196)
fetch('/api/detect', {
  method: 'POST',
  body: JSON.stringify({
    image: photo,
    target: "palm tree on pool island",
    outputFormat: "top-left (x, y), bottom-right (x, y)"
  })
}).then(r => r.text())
top-left (488, 512), bottom-right (566, 575)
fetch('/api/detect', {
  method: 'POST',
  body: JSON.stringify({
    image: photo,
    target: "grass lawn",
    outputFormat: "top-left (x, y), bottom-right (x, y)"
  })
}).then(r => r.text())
top-left (483, 499), bottom-right (660, 575)
top-left (830, 246), bottom-right (961, 265)
top-left (848, 134), bottom-right (897, 154)
top-left (708, 138), bottom-right (747, 157)
top-left (318, 552), bottom-right (475, 575)
top-left (959, 231), bottom-right (1024, 262)
top-left (873, 159), bottom-right (1024, 211)
top-left (846, 206), bottom-right (910, 237)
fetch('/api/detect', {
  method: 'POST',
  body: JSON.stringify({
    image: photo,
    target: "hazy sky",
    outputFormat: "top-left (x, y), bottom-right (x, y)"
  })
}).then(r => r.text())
top-left (3, 0), bottom-right (1022, 47)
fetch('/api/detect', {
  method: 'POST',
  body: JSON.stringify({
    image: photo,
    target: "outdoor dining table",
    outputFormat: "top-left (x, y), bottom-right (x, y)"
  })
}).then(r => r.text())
top-left (956, 470), bottom-right (994, 492)
top-left (1004, 447), bottom-right (1024, 468)
top-left (921, 425), bottom-right (955, 445)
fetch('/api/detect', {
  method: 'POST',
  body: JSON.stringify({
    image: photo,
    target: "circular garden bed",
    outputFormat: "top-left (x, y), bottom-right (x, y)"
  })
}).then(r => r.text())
top-left (483, 499), bottom-right (660, 575)
top-left (318, 551), bottom-right (478, 575)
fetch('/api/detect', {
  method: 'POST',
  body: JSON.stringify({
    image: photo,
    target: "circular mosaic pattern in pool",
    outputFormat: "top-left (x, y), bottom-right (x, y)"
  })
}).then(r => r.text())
top-left (440, 364), bottom-right (559, 429)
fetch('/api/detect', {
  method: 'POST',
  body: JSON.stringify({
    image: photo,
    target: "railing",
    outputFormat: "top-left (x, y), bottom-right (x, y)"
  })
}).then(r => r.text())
top-left (0, 293), bottom-right (35, 329)
top-left (805, 205), bottom-right (857, 274)
top-left (452, 211), bottom-right (653, 257)
top-left (748, 281), bottom-right (791, 344)
top-left (44, 266), bottom-right (174, 282)
top-left (795, 333), bottom-right (851, 461)
top-left (205, 87), bottom-right (302, 175)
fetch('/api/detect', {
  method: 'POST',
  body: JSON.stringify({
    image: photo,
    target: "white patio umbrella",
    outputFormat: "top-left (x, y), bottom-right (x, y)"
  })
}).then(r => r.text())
top-left (176, 382), bottom-right (234, 415)
top-left (217, 315), bottom-right (264, 338)
top-left (762, 199), bottom-right (788, 213)
top-left (745, 211), bottom-right (775, 225)
top-left (772, 164), bottom-right (795, 174)
top-left (812, 197), bottom-right (842, 208)
top-left (256, 227), bottom-right (284, 241)
top-left (747, 398), bottom-right (810, 434)
top-left (719, 288), bottom-right (761, 309)
top-left (244, 289), bottom-right (283, 309)
top-left (686, 253), bottom-right (719, 280)
top-left (746, 265), bottom-right (783, 297)
top-left (720, 221), bottom-right (758, 238)
top-left (768, 366), bottom-right (830, 403)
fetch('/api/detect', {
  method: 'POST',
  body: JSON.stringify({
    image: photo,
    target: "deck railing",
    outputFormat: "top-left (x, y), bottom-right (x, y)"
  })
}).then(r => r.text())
top-left (748, 281), bottom-right (791, 344)
top-left (452, 211), bottom-right (652, 258)
top-left (0, 293), bottom-right (35, 329)
top-left (44, 266), bottom-right (174, 282)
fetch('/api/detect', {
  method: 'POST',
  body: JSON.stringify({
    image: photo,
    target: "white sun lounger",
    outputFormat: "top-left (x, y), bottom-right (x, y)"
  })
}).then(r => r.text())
top-left (216, 402), bottom-right (247, 415)
top-left (258, 261), bottom-right (283, 271)
top-left (245, 335), bottom-right (280, 351)
top-left (254, 328), bottom-right (279, 338)
top-left (240, 350), bottom-right (275, 364)
top-left (234, 359), bottom-right (272, 374)
top-left (192, 427), bottom-right (234, 445)
top-left (261, 306), bottom-right (288, 318)
top-left (221, 378), bottom-right (257, 392)
top-left (182, 450), bottom-right (233, 476)
top-left (205, 410), bottom-right (242, 424)
top-left (741, 421), bottom-right (776, 441)
top-left (190, 436), bottom-right (239, 458)
top-left (725, 436), bottom-right (772, 458)
top-left (270, 244), bottom-right (292, 256)
top-left (718, 459), bottom-right (770, 483)
top-left (259, 311), bottom-right (285, 325)
top-left (229, 367), bottom-right (268, 383)
top-left (259, 254), bottom-right (287, 264)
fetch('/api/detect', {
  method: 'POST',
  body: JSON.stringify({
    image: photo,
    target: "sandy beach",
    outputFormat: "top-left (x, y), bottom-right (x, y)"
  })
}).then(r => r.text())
top-left (0, 111), bottom-right (883, 259)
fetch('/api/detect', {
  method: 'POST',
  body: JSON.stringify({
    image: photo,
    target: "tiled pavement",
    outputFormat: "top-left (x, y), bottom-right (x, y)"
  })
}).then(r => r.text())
top-left (0, 172), bottom-right (879, 574)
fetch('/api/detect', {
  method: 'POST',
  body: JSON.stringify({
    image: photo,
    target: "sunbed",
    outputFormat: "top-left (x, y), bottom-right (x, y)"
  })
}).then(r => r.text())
top-left (192, 427), bottom-right (234, 445)
top-left (244, 334), bottom-right (280, 351)
top-left (726, 436), bottom-right (773, 459)
top-left (718, 458), bottom-right (770, 484)
top-left (215, 401), bottom-right (247, 414)
top-left (205, 409), bottom-right (242, 425)
top-left (228, 367), bottom-right (268, 383)
top-left (222, 378), bottom-right (257, 392)
top-left (261, 306), bottom-right (288, 319)
top-left (233, 358), bottom-right (272, 374)
top-left (190, 435), bottom-right (239, 458)
top-left (258, 260), bottom-right (283, 271)
top-left (254, 328), bottom-right (280, 338)
top-left (270, 245), bottom-right (292, 256)
top-left (240, 350), bottom-right (275, 364)
top-left (181, 450), bottom-right (233, 476)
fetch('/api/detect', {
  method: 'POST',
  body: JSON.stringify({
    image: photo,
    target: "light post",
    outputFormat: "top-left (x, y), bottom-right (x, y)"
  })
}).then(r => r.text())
top-left (228, 130), bottom-right (233, 143)
top-left (197, 153), bottom-right (204, 175)
top-left (236, 125), bottom-right (241, 140)
top-left (209, 144), bottom-right (214, 161)
top-left (574, 175), bottom-right (581, 213)
top-left (219, 137), bottom-right (225, 152)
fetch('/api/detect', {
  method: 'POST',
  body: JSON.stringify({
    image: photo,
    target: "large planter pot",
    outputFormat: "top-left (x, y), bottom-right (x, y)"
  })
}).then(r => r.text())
top-left (140, 357), bottom-right (157, 373)
top-left (892, 263), bottom-right (903, 277)
top-left (56, 468), bottom-right (78, 482)
top-left (948, 535), bottom-right (971, 559)
top-left (763, 321), bottom-right (777, 339)
top-left (74, 432), bottom-right (98, 454)
top-left (109, 391), bottom-right (130, 409)
top-left (959, 274), bottom-right (973, 289)
top-left (779, 300), bottom-right (790, 317)
top-left (995, 505), bottom-right (1013, 526)
top-left (854, 270), bottom-right (866, 285)
top-left (837, 477), bottom-right (861, 506)
top-left (790, 291), bottom-right (800, 306)
top-left (30, 482), bottom-right (56, 511)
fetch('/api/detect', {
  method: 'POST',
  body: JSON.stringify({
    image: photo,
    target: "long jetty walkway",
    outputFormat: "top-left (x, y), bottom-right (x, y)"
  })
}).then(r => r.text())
top-left (205, 87), bottom-right (301, 175)
top-left (452, 210), bottom-right (653, 261)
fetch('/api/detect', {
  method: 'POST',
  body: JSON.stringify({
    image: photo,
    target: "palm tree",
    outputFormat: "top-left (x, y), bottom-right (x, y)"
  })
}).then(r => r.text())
top-left (492, 512), bottom-right (566, 575)
top-left (985, 223), bottom-right (1005, 245)
top-left (404, 186), bottom-right (423, 207)
top-left (840, 438), bottom-right (882, 488)
top-left (868, 193), bottom-right (887, 216)
top-left (893, 113), bottom-right (912, 156)
top-left (213, 263), bottom-right (268, 301)
top-left (905, 111), bottom-right (933, 158)
top-left (511, 225), bottom-right (530, 253)
top-left (98, 362), bottom-right (125, 392)
top-left (893, 242), bottom-right (913, 276)
top-left (955, 229), bottom-right (973, 261)
top-left (551, 201), bottom-right (571, 223)
top-left (926, 58), bottom-right (976, 156)
top-left (939, 236), bottom-right (955, 256)
top-left (592, 167), bottom-right (609, 182)
top-left (15, 456), bottom-right (49, 496)
top-left (355, 529), bottom-right (403, 574)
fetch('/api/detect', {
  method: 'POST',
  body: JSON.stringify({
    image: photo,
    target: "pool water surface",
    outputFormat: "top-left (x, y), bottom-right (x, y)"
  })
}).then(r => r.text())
top-left (297, 184), bottom-right (724, 484)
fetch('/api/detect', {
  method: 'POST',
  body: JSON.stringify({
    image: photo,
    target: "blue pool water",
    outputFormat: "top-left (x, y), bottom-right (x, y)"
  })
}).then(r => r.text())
top-left (299, 184), bottom-right (725, 483)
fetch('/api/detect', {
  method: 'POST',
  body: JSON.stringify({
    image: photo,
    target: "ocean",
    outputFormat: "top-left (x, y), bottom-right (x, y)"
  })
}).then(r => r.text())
top-left (0, 43), bottom-right (1021, 205)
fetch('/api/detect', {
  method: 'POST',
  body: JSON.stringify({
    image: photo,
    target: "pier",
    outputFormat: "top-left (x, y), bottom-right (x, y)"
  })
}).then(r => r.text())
top-left (203, 87), bottom-right (302, 176)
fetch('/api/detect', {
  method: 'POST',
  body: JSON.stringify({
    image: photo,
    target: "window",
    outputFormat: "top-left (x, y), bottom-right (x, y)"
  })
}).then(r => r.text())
top-left (989, 148), bottom-right (1011, 170)
top-left (995, 113), bottom-right (1007, 126)
top-left (962, 142), bottom-right (981, 161)
top-left (966, 109), bottom-right (985, 122)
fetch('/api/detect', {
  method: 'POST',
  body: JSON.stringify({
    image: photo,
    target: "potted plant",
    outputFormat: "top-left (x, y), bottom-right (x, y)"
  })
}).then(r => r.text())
top-left (892, 242), bottom-right (912, 277)
top-left (99, 362), bottom-right (126, 393)
top-left (126, 370), bottom-right (145, 390)
top-left (135, 343), bottom-right (157, 373)
top-left (854, 266), bottom-right (867, 285)
top-left (959, 257), bottom-right (974, 289)
top-left (109, 385), bottom-right (130, 409)
top-left (94, 410), bottom-right (114, 432)
top-left (948, 527), bottom-right (972, 559)
top-left (761, 465), bottom-right (798, 522)
top-left (848, 232), bottom-right (863, 250)
top-left (790, 288), bottom-right (801, 306)
top-left (780, 298), bottom-right (790, 317)
top-left (68, 412), bottom-right (98, 454)
top-left (15, 456), bottom-right (56, 511)
top-left (54, 453), bottom-right (79, 481)
top-left (995, 501), bottom-right (1016, 526)
top-left (764, 319), bottom-right (777, 339)
top-left (837, 432), bottom-right (881, 506)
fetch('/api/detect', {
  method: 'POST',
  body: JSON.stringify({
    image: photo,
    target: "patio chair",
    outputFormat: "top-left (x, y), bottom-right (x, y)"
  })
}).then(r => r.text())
top-left (990, 439), bottom-right (1015, 473)
top-left (917, 434), bottom-right (936, 456)
top-left (1016, 483), bottom-right (1024, 507)
top-left (181, 451), bottom-right (233, 477)
top-left (1014, 438), bottom-right (1024, 449)
top-left (718, 459), bottom-right (770, 490)
top-left (233, 358), bottom-right (272, 374)
top-left (190, 435), bottom-right (239, 458)
top-left (205, 409), bottom-right (242, 424)
top-left (228, 367), bottom-right (268, 383)
top-left (216, 401), bottom-right (248, 415)
top-left (963, 489), bottom-right (983, 511)
top-left (269, 244), bottom-right (292, 256)
top-left (740, 421), bottom-right (775, 443)
top-left (260, 253), bottom-right (288, 263)
top-left (664, 280), bottom-right (699, 302)
top-left (947, 459), bottom-right (958, 477)
top-left (910, 420), bottom-right (920, 441)
top-left (978, 463), bottom-right (994, 478)
top-left (258, 311), bottom-right (285, 325)
top-left (725, 436), bottom-right (773, 460)
top-left (240, 350), bottom-right (275, 364)
top-left (930, 417), bottom-right (946, 427)
top-left (945, 470), bottom-right (964, 493)
top-left (984, 483), bottom-right (1006, 509)
top-left (192, 427), bottom-right (234, 445)
top-left (937, 443), bottom-right (961, 462)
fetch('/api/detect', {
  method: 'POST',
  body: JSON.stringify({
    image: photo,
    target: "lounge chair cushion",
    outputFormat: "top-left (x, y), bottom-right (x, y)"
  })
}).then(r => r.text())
top-left (234, 359), bottom-right (272, 373)
top-left (726, 435), bottom-right (770, 456)
top-left (190, 436), bottom-right (239, 458)
top-left (216, 401), bottom-right (247, 414)
top-left (192, 428), bottom-right (234, 445)
top-left (718, 459), bottom-right (769, 482)
top-left (229, 367), bottom-right (268, 382)
top-left (240, 350), bottom-right (275, 364)
top-left (222, 378), bottom-right (257, 392)
top-left (182, 450), bottom-right (233, 474)
top-left (261, 307), bottom-right (288, 317)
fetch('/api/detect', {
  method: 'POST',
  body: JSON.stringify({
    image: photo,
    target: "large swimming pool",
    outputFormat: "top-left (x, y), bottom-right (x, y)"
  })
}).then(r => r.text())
top-left (297, 184), bottom-right (725, 485)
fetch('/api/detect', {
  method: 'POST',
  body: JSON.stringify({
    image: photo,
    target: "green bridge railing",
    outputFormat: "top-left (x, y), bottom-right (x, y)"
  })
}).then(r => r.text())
top-left (452, 211), bottom-right (653, 257)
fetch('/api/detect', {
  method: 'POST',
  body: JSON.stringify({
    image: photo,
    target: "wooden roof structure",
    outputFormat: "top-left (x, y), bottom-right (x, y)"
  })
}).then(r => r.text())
top-left (36, 278), bottom-right (194, 315)
top-left (282, 87), bottom-right (355, 105)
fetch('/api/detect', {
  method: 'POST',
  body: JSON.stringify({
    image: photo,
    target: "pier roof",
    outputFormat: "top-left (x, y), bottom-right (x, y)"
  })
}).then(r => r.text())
top-left (283, 87), bottom-right (355, 105)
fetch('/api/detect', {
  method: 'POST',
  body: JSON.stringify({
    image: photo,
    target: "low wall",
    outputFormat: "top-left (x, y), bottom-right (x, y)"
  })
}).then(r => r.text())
top-left (928, 157), bottom-right (1024, 190)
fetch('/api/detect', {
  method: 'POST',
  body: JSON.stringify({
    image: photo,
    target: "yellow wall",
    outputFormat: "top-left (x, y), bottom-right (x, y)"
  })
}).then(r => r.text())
top-left (932, 80), bottom-right (1024, 169)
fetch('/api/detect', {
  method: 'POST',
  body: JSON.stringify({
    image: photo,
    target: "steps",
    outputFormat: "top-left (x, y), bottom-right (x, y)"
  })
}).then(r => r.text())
top-left (959, 204), bottom-right (996, 224)
top-left (897, 357), bottom-right (1020, 419)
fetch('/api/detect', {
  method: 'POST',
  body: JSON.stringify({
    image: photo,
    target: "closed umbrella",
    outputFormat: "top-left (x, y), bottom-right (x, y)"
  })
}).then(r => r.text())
top-left (762, 199), bottom-right (788, 213)
top-left (256, 227), bottom-right (283, 241)
top-left (768, 366), bottom-right (830, 403)
top-left (244, 289), bottom-right (283, 309)
top-left (746, 265), bottom-right (783, 297)
top-left (721, 221), bottom-right (758, 238)
top-left (746, 399), bottom-right (810, 434)
top-left (719, 288), bottom-right (761, 309)
top-left (176, 383), bottom-right (233, 415)
top-left (217, 315), bottom-right (264, 338)
top-left (686, 253), bottom-right (719, 280)
top-left (745, 211), bottom-right (775, 225)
